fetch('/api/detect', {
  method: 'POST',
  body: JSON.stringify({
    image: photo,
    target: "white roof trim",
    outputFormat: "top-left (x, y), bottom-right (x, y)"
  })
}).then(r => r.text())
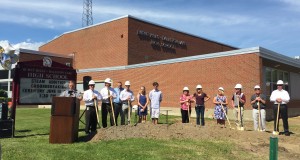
top-left (20, 49), bottom-right (73, 59)
top-left (0, 79), bottom-right (12, 82)
top-left (78, 46), bottom-right (300, 73)
top-left (258, 47), bottom-right (300, 68)
top-left (40, 15), bottom-right (236, 49)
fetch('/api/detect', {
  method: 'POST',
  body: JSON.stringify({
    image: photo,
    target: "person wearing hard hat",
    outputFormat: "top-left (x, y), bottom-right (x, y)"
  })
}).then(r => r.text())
top-left (180, 87), bottom-right (194, 123)
top-left (137, 86), bottom-right (149, 123)
top-left (231, 84), bottom-right (246, 130)
top-left (193, 84), bottom-right (210, 126)
top-left (250, 85), bottom-right (267, 131)
top-left (213, 87), bottom-right (228, 128)
top-left (82, 80), bottom-right (102, 134)
top-left (270, 80), bottom-right (290, 136)
top-left (120, 81), bottom-right (135, 125)
top-left (149, 82), bottom-right (163, 125)
top-left (113, 82), bottom-right (124, 126)
top-left (100, 78), bottom-right (117, 128)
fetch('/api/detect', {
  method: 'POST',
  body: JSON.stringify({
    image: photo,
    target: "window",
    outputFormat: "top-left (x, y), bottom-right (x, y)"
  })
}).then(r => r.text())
top-left (0, 82), bottom-right (8, 90)
top-left (265, 67), bottom-right (289, 96)
top-left (76, 82), bottom-right (105, 92)
top-left (0, 70), bottom-right (9, 79)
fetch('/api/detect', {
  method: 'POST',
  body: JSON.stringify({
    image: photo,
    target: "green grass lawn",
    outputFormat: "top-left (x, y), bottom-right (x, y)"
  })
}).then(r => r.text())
top-left (1, 108), bottom-right (259, 160)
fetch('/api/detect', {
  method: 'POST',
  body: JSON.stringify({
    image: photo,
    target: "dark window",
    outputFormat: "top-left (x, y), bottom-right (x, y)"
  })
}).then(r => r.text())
top-left (0, 82), bottom-right (8, 90)
top-left (0, 70), bottom-right (9, 79)
top-left (265, 67), bottom-right (290, 96)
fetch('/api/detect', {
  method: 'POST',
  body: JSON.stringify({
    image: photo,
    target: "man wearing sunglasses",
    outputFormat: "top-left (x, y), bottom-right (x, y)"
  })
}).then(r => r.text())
top-left (250, 85), bottom-right (267, 131)
top-left (270, 80), bottom-right (290, 136)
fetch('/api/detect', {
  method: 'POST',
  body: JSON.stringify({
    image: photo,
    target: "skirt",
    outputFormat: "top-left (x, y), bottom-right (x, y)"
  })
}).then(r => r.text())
top-left (214, 105), bottom-right (227, 120)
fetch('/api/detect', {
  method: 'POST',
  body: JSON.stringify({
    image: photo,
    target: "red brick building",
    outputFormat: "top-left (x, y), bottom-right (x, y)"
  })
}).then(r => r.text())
top-left (39, 15), bottom-right (300, 119)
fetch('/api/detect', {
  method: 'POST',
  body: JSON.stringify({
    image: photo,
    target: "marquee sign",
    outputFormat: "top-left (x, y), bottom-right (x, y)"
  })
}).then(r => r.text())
top-left (14, 58), bottom-right (76, 104)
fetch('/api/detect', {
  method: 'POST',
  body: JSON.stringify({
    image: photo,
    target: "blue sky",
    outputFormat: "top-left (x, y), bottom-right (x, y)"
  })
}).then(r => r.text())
top-left (0, 0), bottom-right (300, 57)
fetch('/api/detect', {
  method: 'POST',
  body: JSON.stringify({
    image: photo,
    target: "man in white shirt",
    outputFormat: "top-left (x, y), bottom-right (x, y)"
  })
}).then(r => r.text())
top-left (82, 80), bottom-right (102, 134)
top-left (270, 80), bottom-right (290, 136)
top-left (100, 78), bottom-right (117, 128)
top-left (120, 81), bottom-right (135, 125)
top-left (149, 82), bottom-right (162, 125)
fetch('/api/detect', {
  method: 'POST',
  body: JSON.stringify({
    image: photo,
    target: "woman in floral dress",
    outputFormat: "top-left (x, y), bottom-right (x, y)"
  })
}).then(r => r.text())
top-left (213, 87), bottom-right (228, 128)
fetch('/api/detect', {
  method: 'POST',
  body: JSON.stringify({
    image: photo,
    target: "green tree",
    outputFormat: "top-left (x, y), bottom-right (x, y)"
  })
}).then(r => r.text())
top-left (0, 89), bottom-right (8, 102)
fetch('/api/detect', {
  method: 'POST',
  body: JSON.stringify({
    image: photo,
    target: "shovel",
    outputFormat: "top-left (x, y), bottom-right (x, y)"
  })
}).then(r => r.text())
top-left (238, 102), bottom-right (244, 131)
top-left (273, 103), bottom-right (280, 135)
top-left (220, 103), bottom-right (233, 129)
top-left (257, 101), bottom-right (262, 131)
top-left (108, 89), bottom-right (116, 126)
top-left (94, 99), bottom-right (101, 128)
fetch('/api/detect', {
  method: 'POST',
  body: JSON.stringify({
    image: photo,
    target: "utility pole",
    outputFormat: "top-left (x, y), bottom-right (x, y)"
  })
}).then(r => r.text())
top-left (82, 0), bottom-right (93, 27)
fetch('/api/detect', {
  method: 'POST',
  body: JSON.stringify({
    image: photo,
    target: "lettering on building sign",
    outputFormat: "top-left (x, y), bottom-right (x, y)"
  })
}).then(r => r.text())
top-left (137, 30), bottom-right (187, 52)
top-left (18, 67), bottom-right (75, 104)
top-left (19, 78), bottom-right (68, 104)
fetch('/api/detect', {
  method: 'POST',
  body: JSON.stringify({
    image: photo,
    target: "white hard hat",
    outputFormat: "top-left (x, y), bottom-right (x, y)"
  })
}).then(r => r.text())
top-left (235, 84), bottom-right (242, 89)
top-left (218, 87), bottom-right (224, 91)
top-left (88, 80), bottom-right (95, 85)
top-left (254, 85), bottom-right (260, 89)
top-left (183, 87), bottom-right (189, 91)
top-left (277, 80), bottom-right (284, 85)
top-left (125, 81), bottom-right (130, 85)
top-left (104, 78), bottom-right (112, 83)
top-left (132, 105), bottom-right (138, 110)
top-left (196, 84), bottom-right (202, 89)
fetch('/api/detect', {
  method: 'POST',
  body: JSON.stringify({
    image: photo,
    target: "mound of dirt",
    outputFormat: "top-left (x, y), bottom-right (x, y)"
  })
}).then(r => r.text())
top-left (91, 117), bottom-right (300, 160)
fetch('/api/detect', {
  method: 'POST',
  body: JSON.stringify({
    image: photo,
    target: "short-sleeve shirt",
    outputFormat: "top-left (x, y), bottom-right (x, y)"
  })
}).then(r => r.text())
top-left (250, 94), bottom-right (267, 109)
top-left (193, 92), bottom-right (207, 105)
top-left (149, 89), bottom-right (162, 109)
top-left (180, 94), bottom-right (192, 110)
top-left (232, 93), bottom-right (246, 107)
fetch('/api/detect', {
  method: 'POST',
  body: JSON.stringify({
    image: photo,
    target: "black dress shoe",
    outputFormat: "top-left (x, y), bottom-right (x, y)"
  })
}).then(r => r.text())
top-left (285, 132), bottom-right (290, 136)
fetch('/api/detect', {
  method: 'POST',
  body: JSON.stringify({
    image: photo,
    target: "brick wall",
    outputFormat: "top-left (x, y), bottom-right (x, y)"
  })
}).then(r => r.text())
top-left (39, 18), bottom-right (129, 69)
top-left (77, 53), bottom-right (261, 110)
top-left (40, 16), bottom-right (236, 69)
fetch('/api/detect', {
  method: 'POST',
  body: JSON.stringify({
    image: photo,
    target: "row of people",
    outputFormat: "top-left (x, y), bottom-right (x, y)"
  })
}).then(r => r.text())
top-left (82, 79), bottom-right (162, 134)
top-left (180, 80), bottom-right (290, 136)
top-left (60, 79), bottom-right (290, 136)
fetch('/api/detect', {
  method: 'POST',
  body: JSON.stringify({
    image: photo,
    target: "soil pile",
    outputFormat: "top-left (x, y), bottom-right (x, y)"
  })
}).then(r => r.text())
top-left (91, 117), bottom-right (300, 159)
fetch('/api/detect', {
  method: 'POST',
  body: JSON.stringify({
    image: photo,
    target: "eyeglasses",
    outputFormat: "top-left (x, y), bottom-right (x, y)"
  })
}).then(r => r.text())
top-left (277, 85), bottom-right (283, 86)
top-left (254, 89), bottom-right (260, 90)
top-left (89, 85), bottom-right (95, 87)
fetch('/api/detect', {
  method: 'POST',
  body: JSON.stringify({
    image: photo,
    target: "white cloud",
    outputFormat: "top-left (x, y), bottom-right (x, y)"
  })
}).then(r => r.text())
top-left (0, 0), bottom-right (259, 30)
top-left (280, 0), bottom-right (300, 6)
top-left (0, 14), bottom-right (72, 29)
top-left (279, 0), bottom-right (300, 12)
top-left (0, 40), bottom-right (44, 51)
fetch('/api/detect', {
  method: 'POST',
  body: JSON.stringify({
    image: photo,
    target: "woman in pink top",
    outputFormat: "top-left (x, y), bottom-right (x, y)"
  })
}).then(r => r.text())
top-left (180, 87), bottom-right (194, 123)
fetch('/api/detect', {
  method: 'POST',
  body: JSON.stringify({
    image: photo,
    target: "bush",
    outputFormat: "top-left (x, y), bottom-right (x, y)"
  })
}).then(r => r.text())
top-left (0, 89), bottom-right (8, 103)
top-left (0, 89), bottom-right (8, 98)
